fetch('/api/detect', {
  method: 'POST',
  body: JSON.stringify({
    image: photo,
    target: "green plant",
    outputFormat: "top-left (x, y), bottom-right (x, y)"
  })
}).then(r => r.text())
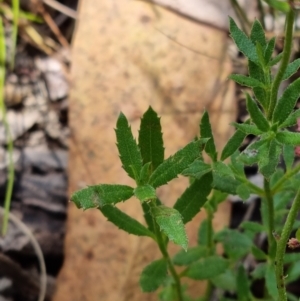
top-left (71, 3), bottom-right (300, 301)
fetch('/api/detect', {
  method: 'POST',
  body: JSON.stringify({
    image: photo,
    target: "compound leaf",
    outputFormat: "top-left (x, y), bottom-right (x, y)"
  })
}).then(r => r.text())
top-left (138, 107), bottom-right (164, 172)
top-left (116, 113), bottom-right (143, 180)
top-left (185, 256), bottom-right (228, 280)
top-left (71, 184), bottom-right (134, 209)
top-left (174, 172), bottom-right (213, 224)
top-left (139, 258), bottom-right (168, 292)
top-left (151, 205), bottom-right (188, 250)
top-left (149, 140), bottom-right (203, 188)
top-left (266, 263), bottom-right (278, 299)
top-left (100, 205), bottom-right (154, 238)
top-left (273, 77), bottom-right (300, 126)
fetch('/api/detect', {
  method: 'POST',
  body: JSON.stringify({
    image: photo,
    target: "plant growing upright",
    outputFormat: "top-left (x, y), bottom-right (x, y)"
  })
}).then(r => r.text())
top-left (71, 1), bottom-right (300, 300)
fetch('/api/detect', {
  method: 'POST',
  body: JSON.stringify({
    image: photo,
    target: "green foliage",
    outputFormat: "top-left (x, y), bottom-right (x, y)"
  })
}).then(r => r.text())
top-left (140, 259), bottom-right (168, 292)
top-left (71, 8), bottom-right (300, 301)
top-left (138, 106), bottom-right (164, 172)
top-left (115, 112), bottom-right (143, 180)
top-left (174, 172), bottom-right (213, 224)
top-left (71, 184), bottom-right (134, 209)
top-left (185, 256), bottom-right (229, 280)
top-left (149, 139), bottom-right (204, 188)
top-left (151, 205), bottom-right (188, 251)
top-left (100, 205), bottom-right (155, 238)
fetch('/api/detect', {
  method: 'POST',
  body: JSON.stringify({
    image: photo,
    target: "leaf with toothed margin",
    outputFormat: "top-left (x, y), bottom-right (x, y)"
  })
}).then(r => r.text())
top-left (151, 205), bottom-right (188, 251)
top-left (138, 107), bottom-right (164, 172)
top-left (115, 112), bottom-right (143, 180)
top-left (149, 139), bottom-right (206, 188)
top-left (100, 205), bottom-right (155, 238)
top-left (71, 184), bottom-right (134, 209)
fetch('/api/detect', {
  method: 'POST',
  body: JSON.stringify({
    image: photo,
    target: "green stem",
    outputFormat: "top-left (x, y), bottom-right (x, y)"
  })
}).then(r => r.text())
top-left (271, 163), bottom-right (300, 195)
top-left (203, 207), bottom-right (214, 301)
top-left (150, 201), bottom-right (183, 301)
top-left (235, 174), bottom-right (265, 197)
top-left (264, 178), bottom-right (275, 257)
top-left (0, 17), bottom-right (15, 236)
top-left (275, 188), bottom-right (300, 301)
top-left (267, 7), bottom-right (294, 120)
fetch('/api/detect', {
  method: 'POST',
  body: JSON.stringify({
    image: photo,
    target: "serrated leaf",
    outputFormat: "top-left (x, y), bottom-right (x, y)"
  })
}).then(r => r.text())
top-left (250, 19), bottom-right (266, 48)
top-left (215, 229), bottom-right (252, 260)
top-left (115, 112), bottom-right (143, 180)
top-left (279, 109), bottom-right (300, 128)
top-left (232, 122), bottom-right (263, 135)
top-left (149, 140), bottom-right (203, 188)
top-left (151, 205), bottom-right (188, 250)
top-left (236, 183), bottom-right (250, 201)
top-left (174, 172), bottom-right (213, 224)
top-left (282, 58), bottom-right (300, 81)
top-left (265, 37), bottom-right (276, 64)
top-left (221, 128), bottom-right (247, 161)
top-left (100, 205), bottom-right (155, 238)
top-left (134, 184), bottom-right (156, 202)
top-left (139, 258), bottom-right (168, 292)
top-left (229, 17), bottom-right (258, 63)
top-left (181, 159), bottom-right (211, 179)
top-left (138, 107), bottom-right (164, 171)
top-left (173, 246), bottom-right (207, 266)
top-left (237, 265), bottom-right (251, 301)
top-left (276, 131), bottom-right (300, 145)
top-left (272, 78), bottom-right (300, 126)
top-left (229, 74), bottom-right (264, 88)
top-left (200, 111), bottom-right (217, 161)
top-left (212, 161), bottom-right (240, 194)
top-left (71, 184), bottom-right (134, 209)
top-left (259, 140), bottom-right (281, 178)
top-left (266, 263), bottom-right (278, 299)
top-left (185, 256), bottom-right (228, 280)
top-left (246, 93), bottom-right (270, 131)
